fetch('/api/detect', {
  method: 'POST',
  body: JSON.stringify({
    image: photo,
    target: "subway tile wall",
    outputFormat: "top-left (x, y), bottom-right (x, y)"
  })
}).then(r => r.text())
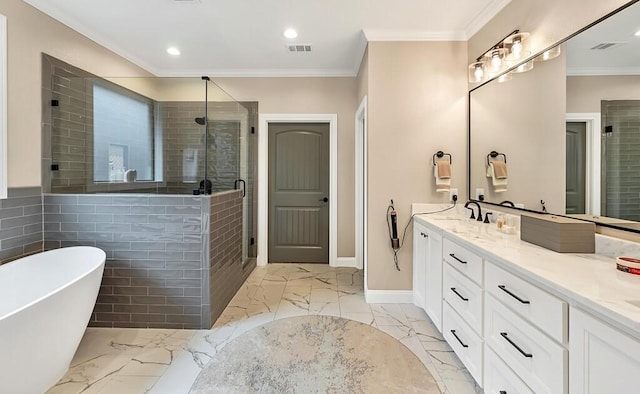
top-left (209, 190), bottom-right (254, 324)
top-left (0, 188), bottom-right (44, 264)
top-left (602, 100), bottom-right (640, 221)
top-left (42, 191), bottom-right (252, 329)
top-left (43, 194), bottom-right (207, 329)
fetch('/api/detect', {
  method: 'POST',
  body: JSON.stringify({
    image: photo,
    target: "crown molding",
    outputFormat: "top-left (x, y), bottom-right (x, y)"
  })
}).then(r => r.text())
top-left (154, 68), bottom-right (358, 78)
top-left (363, 29), bottom-right (467, 42)
top-left (567, 67), bottom-right (640, 76)
top-left (24, 0), bottom-right (160, 75)
top-left (464, 0), bottom-right (513, 39)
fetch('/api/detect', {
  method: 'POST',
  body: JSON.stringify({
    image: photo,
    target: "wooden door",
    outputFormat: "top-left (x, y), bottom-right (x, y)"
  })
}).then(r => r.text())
top-left (268, 123), bottom-right (329, 263)
top-left (566, 122), bottom-right (587, 214)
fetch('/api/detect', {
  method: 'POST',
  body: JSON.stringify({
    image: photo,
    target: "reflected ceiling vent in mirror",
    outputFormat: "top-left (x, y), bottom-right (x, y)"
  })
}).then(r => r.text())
top-left (288, 44), bottom-right (312, 53)
top-left (590, 42), bottom-right (626, 50)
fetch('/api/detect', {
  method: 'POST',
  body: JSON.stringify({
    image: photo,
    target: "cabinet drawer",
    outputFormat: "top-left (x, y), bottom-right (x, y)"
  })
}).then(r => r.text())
top-left (443, 262), bottom-right (483, 336)
top-left (485, 295), bottom-right (567, 394)
top-left (443, 238), bottom-right (483, 285)
top-left (443, 302), bottom-right (483, 386)
top-left (484, 346), bottom-right (534, 394)
top-left (485, 262), bottom-right (567, 343)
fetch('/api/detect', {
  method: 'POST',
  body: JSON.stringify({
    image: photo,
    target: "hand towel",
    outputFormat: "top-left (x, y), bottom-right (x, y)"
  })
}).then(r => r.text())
top-left (434, 161), bottom-right (451, 193)
top-left (492, 161), bottom-right (508, 179)
top-left (436, 160), bottom-right (451, 179)
top-left (486, 162), bottom-right (508, 192)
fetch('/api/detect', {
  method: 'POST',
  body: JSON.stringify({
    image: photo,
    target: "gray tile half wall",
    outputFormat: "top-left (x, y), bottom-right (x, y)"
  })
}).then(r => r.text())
top-left (0, 187), bottom-right (44, 264)
top-left (43, 190), bottom-right (252, 329)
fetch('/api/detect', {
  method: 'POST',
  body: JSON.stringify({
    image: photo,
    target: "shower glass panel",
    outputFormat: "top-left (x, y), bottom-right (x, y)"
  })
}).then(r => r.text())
top-left (206, 80), bottom-right (256, 262)
top-left (44, 54), bottom-right (257, 263)
top-left (601, 99), bottom-right (640, 222)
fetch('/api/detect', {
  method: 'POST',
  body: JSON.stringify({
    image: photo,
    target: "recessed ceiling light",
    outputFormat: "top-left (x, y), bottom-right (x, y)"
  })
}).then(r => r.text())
top-left (635, 30), bottom-right (640, 37)
top-left (283, 28), bottom-right (298, 39)
top-left (167, 47), bottom-right (181, 56)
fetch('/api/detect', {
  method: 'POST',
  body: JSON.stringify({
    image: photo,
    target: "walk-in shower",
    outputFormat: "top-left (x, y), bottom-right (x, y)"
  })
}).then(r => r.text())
top-left (41, 54), bottom-right (258, 328)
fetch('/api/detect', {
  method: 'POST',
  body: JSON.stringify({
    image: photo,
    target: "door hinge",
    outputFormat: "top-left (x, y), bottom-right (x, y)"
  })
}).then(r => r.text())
top-left (251, 126), bottom-right (255, 134)
top-left (250, 237), bottom-right (255, 246)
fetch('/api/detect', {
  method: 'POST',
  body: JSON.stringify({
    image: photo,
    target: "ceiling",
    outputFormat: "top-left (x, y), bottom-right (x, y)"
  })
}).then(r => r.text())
top-left (24, 0), bottom-right (511, 77)
top-left (567, 1), bottom-right (640, 75)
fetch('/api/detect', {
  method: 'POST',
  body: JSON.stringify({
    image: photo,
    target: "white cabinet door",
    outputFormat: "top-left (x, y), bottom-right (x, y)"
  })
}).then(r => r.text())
top-left (412, 222), bottom-right (443, 332)
top-left (425, 229), bottom-right (443, 332)
top-left (570, 307), bottom-right (640, 394)
top-left (412, 222), bottom-right (428, 309)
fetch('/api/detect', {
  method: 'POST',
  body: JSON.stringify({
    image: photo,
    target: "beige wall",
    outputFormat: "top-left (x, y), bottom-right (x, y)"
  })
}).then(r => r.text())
top-left (366, 41), bottom-right (468, 291)
top-left (0, 0), bottom-right (152, 188)
top-left (470, 52), bottom-right (567, 213)
top-left (567, 75), bottom-right (640, 113)
top-left (468, 0), bottom-right (630, 64)
top-left (213, 77), bottom-right (357, 257)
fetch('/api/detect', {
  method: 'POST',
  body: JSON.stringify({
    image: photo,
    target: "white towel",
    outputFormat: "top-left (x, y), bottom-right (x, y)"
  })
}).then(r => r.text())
top-left (486, 162), bottom-right (507, 192)
top-left (434, 163), bottom-right (451, 193)
top-left (182, 149), bottom-right (198, 183)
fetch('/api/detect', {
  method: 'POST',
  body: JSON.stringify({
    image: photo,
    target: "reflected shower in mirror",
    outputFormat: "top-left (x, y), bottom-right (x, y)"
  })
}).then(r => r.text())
top-left (469, 0), bottom-right (640, 233)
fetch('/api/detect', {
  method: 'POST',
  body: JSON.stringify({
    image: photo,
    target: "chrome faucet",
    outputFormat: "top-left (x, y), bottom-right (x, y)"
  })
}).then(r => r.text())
top-left (464, 201), bottom-right (483, 222)
top-left (499, 200), bottom-right (515, 207)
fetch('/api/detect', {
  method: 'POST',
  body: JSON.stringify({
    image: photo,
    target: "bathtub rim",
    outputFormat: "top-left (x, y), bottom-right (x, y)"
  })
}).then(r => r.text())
top-left (0, 246), bottom-right (106, 321)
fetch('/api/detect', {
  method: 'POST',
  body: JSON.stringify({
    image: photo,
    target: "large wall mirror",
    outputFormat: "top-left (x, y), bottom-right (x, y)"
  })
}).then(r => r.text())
top-left (469, 0), bottom-right (640, 233)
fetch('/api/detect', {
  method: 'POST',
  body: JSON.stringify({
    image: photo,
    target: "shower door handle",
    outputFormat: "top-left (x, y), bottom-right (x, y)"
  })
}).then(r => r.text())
top-left (234, 179), bottom-right (246, 198)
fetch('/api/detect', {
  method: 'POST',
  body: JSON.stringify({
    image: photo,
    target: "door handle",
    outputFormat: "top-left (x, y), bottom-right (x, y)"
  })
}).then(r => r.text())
top-left (318, 197), bottom-right (328, 202)
top-left (234, 179), bottom-right (246, 198)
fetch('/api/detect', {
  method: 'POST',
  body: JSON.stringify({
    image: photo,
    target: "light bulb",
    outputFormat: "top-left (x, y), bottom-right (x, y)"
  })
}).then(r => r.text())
top-left (491, 51), bottom-right (502, 70)
top-left (474, 65), bottom-right (484, 80)
top-left (512, 38), bottom-right (522, 59)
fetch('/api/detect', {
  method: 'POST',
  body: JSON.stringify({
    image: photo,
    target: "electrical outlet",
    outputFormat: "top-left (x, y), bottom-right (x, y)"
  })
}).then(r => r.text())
top-left (475, 188), bottom-right (485, 201)
top-left (449, 188), bottom-right (458, 202)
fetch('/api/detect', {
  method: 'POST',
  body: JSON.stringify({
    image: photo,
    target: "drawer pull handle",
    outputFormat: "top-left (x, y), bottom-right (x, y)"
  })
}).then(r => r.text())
top-left (449, 253), bottom-right (467, 264)
top-left (500, 332), bottom-right (532, 358)
top-left (420, 232), bottom-right (428, 238)
top-left (450, 287), bottom-right (469, 302)
top-left (498, 285), bottom-right (530, 304)
top-left (500, 391), bottom-right (507, 394)
top-left (450, 329), bottom-right (469, 348)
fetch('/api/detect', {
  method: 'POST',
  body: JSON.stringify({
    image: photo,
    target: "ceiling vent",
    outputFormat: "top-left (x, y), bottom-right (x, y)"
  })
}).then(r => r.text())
top-left (590, 42), bottom-right (626, 50)
top-left (288, 44), bottom-right (312, 53)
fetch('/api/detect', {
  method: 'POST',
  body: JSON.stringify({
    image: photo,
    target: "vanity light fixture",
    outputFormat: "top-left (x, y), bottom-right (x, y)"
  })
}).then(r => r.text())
top-left (468, 61), bottom-right (486, 83)
top-left (536, 45), bottom-right (562, 61)
top-left (503, 32), bottom-right (531, 62)
top-left (468, 29), bottom-right (535, 83)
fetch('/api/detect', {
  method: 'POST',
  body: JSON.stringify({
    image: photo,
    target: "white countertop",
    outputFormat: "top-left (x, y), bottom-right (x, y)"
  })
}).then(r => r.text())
top-left (414, 208), bottom-right (640, 340)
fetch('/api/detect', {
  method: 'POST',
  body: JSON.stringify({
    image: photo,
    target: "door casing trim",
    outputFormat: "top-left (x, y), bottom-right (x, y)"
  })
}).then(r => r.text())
top-left (258, 114), bottom-right (338, 266)
top-left (566, 113), bottom-right (601, 216)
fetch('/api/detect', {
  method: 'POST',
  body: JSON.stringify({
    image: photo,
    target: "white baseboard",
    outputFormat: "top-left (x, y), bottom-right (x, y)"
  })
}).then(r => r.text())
top-left (364, 290), bottom-right (413, 304)
top-left (331, 257), bottom-right (358, 268)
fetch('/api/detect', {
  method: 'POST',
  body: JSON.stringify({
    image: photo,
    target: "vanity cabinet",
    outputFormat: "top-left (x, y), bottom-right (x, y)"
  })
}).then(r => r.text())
top-left (412, 221), bottom-right (443, 330)
top-left (413, 216), bottom-right (640, 393)
top-left (569, 307), bottom-right (640, 394)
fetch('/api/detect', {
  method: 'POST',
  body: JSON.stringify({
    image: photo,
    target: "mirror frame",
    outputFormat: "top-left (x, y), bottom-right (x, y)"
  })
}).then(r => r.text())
top-left (0, 13), bottom-right (6, 199)
top-left (467, 0), bottom-right (640, 234)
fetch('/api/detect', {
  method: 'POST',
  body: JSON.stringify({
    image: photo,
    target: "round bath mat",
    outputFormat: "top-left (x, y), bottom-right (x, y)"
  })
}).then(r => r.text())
top-left (190, 315), bottom-right (440, 393)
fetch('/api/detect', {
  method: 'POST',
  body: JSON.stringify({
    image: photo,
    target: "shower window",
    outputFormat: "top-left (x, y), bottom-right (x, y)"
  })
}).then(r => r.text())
top-left (93, 83), bottom-right (155, 182)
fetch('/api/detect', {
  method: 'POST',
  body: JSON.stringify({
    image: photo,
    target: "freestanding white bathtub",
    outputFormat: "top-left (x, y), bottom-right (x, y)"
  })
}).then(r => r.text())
top-left (0, 246), bottom-right (106, 394)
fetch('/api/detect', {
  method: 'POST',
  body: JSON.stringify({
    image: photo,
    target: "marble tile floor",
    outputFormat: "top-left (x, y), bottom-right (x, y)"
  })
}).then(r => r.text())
top-left (49, 264), bottom-right (482, 394)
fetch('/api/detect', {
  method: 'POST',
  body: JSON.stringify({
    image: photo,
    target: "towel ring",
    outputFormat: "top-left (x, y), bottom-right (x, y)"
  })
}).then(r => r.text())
top-left (486, 151), bottom-right (507, 166)
top-left (433, 151), bottom-right (452, 166)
